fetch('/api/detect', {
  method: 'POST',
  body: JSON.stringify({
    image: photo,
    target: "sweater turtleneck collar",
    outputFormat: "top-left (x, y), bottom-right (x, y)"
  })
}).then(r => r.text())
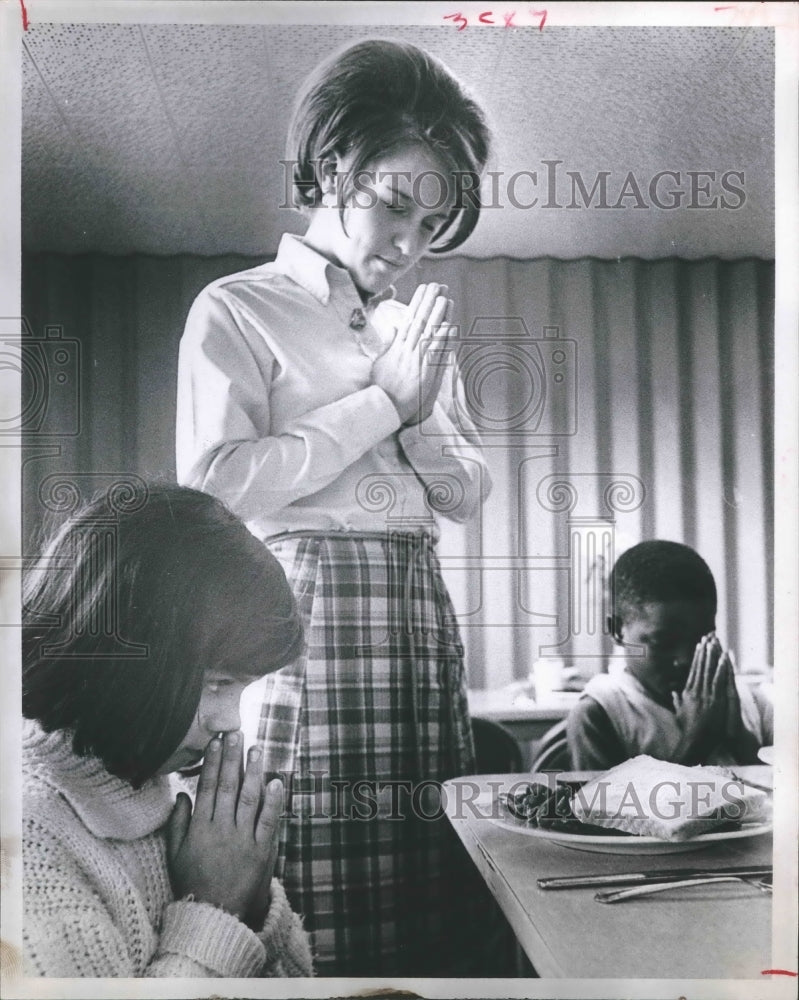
top-left (23, 720), bottom-right (174, 841)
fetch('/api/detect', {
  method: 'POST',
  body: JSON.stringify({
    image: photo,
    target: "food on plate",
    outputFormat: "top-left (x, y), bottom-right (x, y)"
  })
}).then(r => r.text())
top-left (502, 782), bottom-right (630, 836)
top-left (569, 755), bottom-right (770, 842)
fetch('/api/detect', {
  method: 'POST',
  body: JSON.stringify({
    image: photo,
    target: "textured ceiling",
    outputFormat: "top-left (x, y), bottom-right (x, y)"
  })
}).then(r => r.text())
top-left (22, 23), bottom-right (774, 258)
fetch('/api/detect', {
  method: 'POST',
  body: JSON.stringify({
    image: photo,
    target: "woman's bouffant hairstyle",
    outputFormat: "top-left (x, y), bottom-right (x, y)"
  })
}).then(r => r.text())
top-left (286, 38), bottom-right (491, 252)
top-left (610, 540), bottom-right (718, 622)
top-left (23, 483), bottom-right (303, 787)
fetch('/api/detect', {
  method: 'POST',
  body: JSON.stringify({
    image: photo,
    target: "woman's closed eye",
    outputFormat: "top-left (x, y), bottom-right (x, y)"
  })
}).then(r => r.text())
top-left (205, 677), bottom-right (236, 693)
top-left (380, 198), bottom-right (443, 233)
top-left (381, 199), bottom-right (408, 217)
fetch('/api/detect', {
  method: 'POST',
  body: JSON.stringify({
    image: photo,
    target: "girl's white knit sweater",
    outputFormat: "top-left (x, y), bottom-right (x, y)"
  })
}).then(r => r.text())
top-left (22, 721), bottom-right (313, 978)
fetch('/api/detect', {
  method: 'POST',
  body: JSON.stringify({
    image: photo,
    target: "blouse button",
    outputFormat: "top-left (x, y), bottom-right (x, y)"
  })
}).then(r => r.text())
top-left (349, 308), bottom-right (367, 331)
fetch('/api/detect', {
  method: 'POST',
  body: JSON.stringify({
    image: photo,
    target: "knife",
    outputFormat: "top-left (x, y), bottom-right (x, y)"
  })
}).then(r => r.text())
top-left (538, 864), bottom-right (772, 890)
top-left (730, 772), bottom-right (773, 794)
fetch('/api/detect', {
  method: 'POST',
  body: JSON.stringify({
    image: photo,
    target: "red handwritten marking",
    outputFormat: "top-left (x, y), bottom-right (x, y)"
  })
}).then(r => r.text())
top-left (444, 8), bottom-right (548, 29)
top-left (443, 11), bottom-right (468, 30)
top-left (19, 0), bottom-right (29, 30)
top-left (761, 970), bottom-right (799, 977)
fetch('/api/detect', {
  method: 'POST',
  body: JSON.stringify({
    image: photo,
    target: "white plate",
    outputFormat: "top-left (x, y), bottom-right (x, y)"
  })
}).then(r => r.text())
top-left (757, 746), bottom-right (775, 765)
top-left (487, 813), bottom-right (773, 854)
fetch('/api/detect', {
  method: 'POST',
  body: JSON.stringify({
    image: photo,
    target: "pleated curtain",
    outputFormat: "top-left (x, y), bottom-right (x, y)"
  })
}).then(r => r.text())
top-left (21, 253), bottom-right (774, 684)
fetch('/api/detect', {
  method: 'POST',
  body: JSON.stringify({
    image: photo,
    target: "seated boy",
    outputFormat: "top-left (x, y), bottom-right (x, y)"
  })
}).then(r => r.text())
top-left (567, 540), bottom-right (773, 770)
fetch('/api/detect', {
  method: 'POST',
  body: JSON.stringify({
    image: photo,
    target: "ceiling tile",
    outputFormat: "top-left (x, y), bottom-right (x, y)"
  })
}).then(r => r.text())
top-left (21, 23), bottom-right (774, 259)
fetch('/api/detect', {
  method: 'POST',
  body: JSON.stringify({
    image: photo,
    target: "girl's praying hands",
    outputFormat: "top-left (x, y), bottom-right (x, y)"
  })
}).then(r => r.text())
top-left (167, 735), bottom-right (283, 930)
top-left (371, 282), bottom-right (455, 426)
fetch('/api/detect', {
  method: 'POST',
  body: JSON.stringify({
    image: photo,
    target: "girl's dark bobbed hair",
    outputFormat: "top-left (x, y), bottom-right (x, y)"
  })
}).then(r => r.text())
top-left (22, 482), bottom-right (303, 787)
top-left (287, 38), bottom-right (492, 253)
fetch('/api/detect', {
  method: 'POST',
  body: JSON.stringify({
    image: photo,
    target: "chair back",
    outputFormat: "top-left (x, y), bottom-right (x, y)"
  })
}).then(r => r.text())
top-left (471, 717), bottom-right (523, 773)
top-left (530, 719), bottom-right (570, 771)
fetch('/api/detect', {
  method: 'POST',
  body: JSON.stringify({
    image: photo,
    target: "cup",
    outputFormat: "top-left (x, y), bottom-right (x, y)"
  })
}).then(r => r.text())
top-left (532, 658), bottom-right (565, 704)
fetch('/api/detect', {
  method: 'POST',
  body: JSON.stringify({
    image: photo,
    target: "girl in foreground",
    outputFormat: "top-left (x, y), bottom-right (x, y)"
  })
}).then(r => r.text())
top-left (22, 484), bottom-right (313, 977)
top-left (177, 39), bottom-right (492, 975)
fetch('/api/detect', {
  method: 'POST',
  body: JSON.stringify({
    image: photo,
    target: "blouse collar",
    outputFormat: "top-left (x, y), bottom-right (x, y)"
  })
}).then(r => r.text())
top-left (273, 233), bottom-right (396, 310)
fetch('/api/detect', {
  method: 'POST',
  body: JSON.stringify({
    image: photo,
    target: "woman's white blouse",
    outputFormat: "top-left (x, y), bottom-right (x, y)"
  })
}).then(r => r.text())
top-left (176, 234), bottom-right (491, 540)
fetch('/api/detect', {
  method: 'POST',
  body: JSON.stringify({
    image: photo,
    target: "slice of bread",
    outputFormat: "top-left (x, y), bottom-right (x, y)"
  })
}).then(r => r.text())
top-left (570, 755), bottom-right (769, 841)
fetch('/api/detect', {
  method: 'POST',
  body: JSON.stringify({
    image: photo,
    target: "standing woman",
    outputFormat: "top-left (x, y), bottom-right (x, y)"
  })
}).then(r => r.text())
top-left (177, 39), bottom-right (492, 976)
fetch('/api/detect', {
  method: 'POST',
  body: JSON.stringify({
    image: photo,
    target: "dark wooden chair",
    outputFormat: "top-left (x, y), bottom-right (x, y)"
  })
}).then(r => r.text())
top-left (530, 719), bottom-right (571, 771)
top-left (471, 716), bottom-right (524, 773)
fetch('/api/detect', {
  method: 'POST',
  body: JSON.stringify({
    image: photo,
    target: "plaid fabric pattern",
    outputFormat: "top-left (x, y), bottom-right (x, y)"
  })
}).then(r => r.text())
top-left (255, 531), bottom-right (482, 977)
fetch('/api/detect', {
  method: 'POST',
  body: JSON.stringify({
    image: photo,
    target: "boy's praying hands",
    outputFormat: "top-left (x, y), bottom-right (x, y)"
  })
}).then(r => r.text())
top-left (674, 634), bottom-right (758, 764)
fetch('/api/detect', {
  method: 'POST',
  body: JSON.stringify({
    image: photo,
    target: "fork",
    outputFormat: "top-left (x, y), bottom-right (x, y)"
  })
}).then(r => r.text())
top-left (595, 874), bottom-right (773, 903)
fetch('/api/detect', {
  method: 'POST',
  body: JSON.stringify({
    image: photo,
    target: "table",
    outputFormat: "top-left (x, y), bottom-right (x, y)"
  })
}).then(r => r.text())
top-left (444, 766), bottom-right (773, 979)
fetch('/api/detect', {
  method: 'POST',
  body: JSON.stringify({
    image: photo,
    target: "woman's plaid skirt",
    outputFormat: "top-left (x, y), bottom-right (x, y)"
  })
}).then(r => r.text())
top-left (252, 531), bottom-right (485, 977)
